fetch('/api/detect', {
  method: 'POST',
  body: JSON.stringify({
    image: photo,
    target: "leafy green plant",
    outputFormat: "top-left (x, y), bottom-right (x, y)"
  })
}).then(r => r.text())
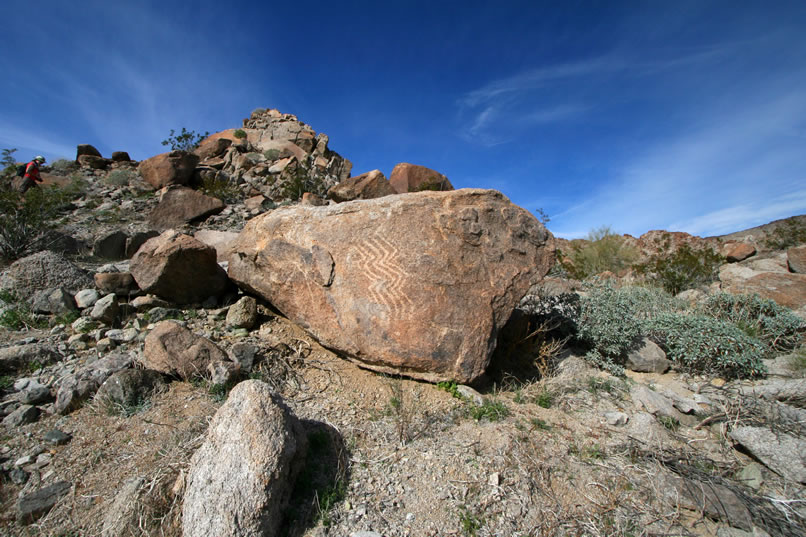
top-left (647, 312), bottom-right (766, 378)
top-left (763, 219), bottom-right (806, 250)
top-left (468, 398), bottom-right (510, 422)
top-left (233, 128), bottom-right (247, 139)
top-left (562, 226), bottom-right (639, 280)
top-left (263, 149), bottom-right (281, 161)
top-left (634, 243), bottom-right (723, 295)
top-left (699, 292), bottom-right (804, 353)
top-left (458, 506), bottom-right (484, 536)
top-left (530, 417), bottom-right (551, 430)
top-left (282, 166), bottom-right (325, 201)
top-left (437, 380), bottom-right (464, 400)
top-left (535, 387), bottom-right (554, 408)
top-left (659, 415), bottom-right (680, 432)
top-left (161, 128), bottom-right (210, 152)
top-left (199, 175), bottom-right (242, 203)
top-left (0, 184), bottom-right (74, 261)
top-left (0, 375), bottom-right (13, 392)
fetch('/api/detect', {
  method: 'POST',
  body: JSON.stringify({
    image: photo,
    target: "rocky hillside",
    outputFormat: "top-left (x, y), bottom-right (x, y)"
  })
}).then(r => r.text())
top-left (1, 109), bottom-right (805, 537)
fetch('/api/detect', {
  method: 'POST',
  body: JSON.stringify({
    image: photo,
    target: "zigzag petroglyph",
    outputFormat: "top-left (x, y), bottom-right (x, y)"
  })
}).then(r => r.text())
top-left (352, 236), bottom-right (414, 318)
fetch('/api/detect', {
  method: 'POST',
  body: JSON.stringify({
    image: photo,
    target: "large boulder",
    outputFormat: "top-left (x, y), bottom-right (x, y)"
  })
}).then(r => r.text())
top-left (142, 321), bottom-right (228, 379)
top-left (138, 151), bottom-right (200, 189)
top-left (0, 251), bottom-right (93, 301)
top-left (194, 137), bottom-right (232, 161)
top-left (193, 230), bottom-right (240, 262)
top-left (147, 187), bottom-right (225, 231)
top-left (721, 270), bottom-right (806, 312)
top-left (182, 380), bottom-right (306, 537)
top-left (327, 169), bottom-right (397, 202)
top-left (130, 230), bottom-right (230, 304)
top-left (389, 163), bottom-right (454, 194)
top-left (76, 144), bottom-right (102, 159)
top-left (228, 189), bottom-right (554, 383)
top-left (788, 245), bottom-right (806, 274)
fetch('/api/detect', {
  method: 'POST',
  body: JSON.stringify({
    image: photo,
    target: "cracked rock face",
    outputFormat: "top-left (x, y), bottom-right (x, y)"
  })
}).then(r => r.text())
top-left (228, 188), bottom-right (555, 383)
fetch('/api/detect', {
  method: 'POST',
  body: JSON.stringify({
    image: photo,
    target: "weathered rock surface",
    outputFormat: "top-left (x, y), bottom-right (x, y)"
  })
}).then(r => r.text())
top-left (142, 321), bottom-right (228, 379)
top-left (226, 296), bottom-right (258, 329)
top-left (183, 380), bottom-right (306, 537)
top-left (93, 230), bottom-right (128, 259)
top-left (193, 230), bottom-right (240, 262)
top-left (90, 293), bottom-right (120, 324)
top-left (721, 271), bottom-right (806, 311)
top-left (76, 144), bottom-right (102, 158)
top-left (2, 404), bottom-right (40, 427)
top-left (148, 187), bottom-right (225, 231)
top-left (138, 151), bottom-right (200, 189)
top-left (0, 343), bottom-right (61, 375)
top-left (94, 272), bottom-right (138, 296)
top-left (17, 481), bottom-right (72, 524)
top-left (0, 251), bottom-right (93, 301)
top-left (625, 338), bottom-right (670, 373)
top-left (228, 189), bottom-right (554, 383)
top-left (327, 169), bottom-right (397, 202)
top-left (389, 162), bottom-right (453, 194)
top-left (729, 426), bottom-right (806, 483)
top-left (95, 369), bottom-right (167, 409)
top-left (101, 477), bottom-right (145, 537)
top-left (722, 242), bottom-right (756, 262)
top-left (55, 352), bottom-right (133, 414)
top-left (130, 230), bottom-right (230, 304)
top-left (30, 287), bottom-right (77, 314)
top-left (788, 245), bottom-right (806, 274)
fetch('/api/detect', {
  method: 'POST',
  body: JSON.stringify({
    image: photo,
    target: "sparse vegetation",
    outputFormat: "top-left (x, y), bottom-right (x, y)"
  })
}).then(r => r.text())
top-left (161, 127), bottom-right (210, 151)
top-left (233, 128), bottom-right (247, 139)
top-left (763, 219), bottom-right (806, 249)
top-left (263, 148), bottom-right (281, 161)
top-left (199, 174), bottom-right (242, 203)
top-left (104, 168), bottom-right (137, 186)
top-left (562, 226), bottom-right (639, 280)
top-left (468, 398), bottom-right (510, 422)
top-left (0, 183), bottom-right (74, 261)
top-left (634, 242), bottom-right (723, 294)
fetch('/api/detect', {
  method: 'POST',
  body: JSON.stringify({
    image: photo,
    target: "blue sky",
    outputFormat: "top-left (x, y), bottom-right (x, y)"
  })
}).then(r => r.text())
top-left (3, 1), bottom-right (806, 239)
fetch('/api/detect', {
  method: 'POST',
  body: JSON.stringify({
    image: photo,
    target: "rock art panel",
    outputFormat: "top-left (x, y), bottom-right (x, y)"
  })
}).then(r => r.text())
top-left (228, 189), bottom-right (554, 383)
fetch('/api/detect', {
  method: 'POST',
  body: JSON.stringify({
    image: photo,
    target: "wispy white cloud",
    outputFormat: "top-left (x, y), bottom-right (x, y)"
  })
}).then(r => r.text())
top-left (0, 123), bottom-right (76, 161)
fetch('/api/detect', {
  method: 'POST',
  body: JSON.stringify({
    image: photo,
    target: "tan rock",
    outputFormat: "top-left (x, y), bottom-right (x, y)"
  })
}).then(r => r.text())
top-left (327, 169), bottom-right (397, 202)
top-left (130, 230), bottom-right (230, 304)
top-left (722, 271), bottom-right (806, 311)
top-left (722, 242), bottom-right (756, 262)
top-left (228, 189), bottom-right (554, 383)
top-left (301, 192), bottom-right (326, 206)
top-left (389, 163), bottom-right (453, 194)
top-left (138, 151), bottom-right (200, 189)
top-left (143, 321), bottom-right (228, 379)
top-left (788, 245), bottom-right (806, 273)
top-left (193, 230), bottom-right (240, 262)
top-left (94, 272), bottom-right (138, 296)
top-left (194, 137), bottom-right (231, 161)
top-left (147, 187), bottom-right (225, 231)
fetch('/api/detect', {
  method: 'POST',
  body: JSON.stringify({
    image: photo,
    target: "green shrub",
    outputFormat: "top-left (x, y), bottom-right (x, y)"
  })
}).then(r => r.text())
top-left (468, 398), bottom-right (510, 422)
top-left (263, 149), bottom-right (281, 161)
top-left (199, 175), bottom-right (242, 204)
top-left (0, 185), bottom-right (72, 261)
top-left (635, 243), bottom-right (723, 295)
top-left (104, 169), bottom-right (137, 186)
top-left (763, 219), bottom-right (806, 250)
top-left (577, 283), bottom-right (679, 373)
top-left (233, 128), bottom-right (247, 139)
top-left (647, 312), bottom-right (766, 378)
top-left (699, 292), bottom-right (804, 353)
top-left (282, 167), bottom-right (325, 201)
top-left (50, 159), bottom-right (78, 175)
top-left (161, 127), bottom-right (210, 152)
top-left (562, 226), bottom-right (638, 280)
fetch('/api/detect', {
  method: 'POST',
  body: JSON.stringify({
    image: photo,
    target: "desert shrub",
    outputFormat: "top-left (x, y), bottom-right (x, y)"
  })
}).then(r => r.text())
top-left (699, 292), bottom-right (804, 353)
top-left (104, 169), bottom-right (137, 186)
top-left (763, 219), bottom-right (806, 250)
top-left (647, 312), bottom-right (766, 378)
top-left (282, 167), bottom-right (325, 201)
top-left (233, 128), bottom-right (247, 139)
top-left (199, 175), bottom-right (242, 204)
top-left (50, 159), bottom-right (78, 175)
top-left (576, 283), bottom-right (680, 374)
top-left (250, 107), bottom-right (266, 117)
top-left (1, 148), bottom-right (17, 180)
top-left (563, 226), bottom-right (638, 280)
top-left (263, 149), bottom-right (281, 161)
top-left (161, 127), bottom-right (209, 152)
top-left (0, 184), bottom-right (72, 261)
top-left (634, 243), bottom-right (723, 295)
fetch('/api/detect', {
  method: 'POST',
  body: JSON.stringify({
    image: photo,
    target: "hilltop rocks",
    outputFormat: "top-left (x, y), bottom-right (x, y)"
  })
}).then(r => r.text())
top-left (142, 321), bottom-right (228, 379)
top-left (138, 151), bottom-right (200, 189)
top-left (228, 189), bottom-right (554, 383)
top-left (130, 230), bottom-right (230, 304)
top-left (327, 169), bottom-right (397, 202)
top-left (148, 187), bottom-right (225, 231)
top-left (183, 380), bottom-right (306, 537)
top-left (389, 163), bottom-right (453, 193)
top-left (76, 144), bottom-right (102, 159)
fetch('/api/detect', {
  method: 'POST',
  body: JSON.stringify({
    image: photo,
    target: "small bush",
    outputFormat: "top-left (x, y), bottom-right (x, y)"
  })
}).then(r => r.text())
top-left (161, 127), bottom-right (210, 152)
top-left (0, 185), bottom-right (73, 261)
top-left (233, 128), bottom-right (247, 139)
top-left (635, 243), bottom-right (723, 295)
top-left (563, 226), bottom-right (639, 280)
top-left (50, 159), bottom-right (78, 175)
top-left (199, 175), bottom-right (242, 204)
top-left (263, 149), bottom-right (281, 161)
top-left (468, 398), bottom-right (510, 422)
top-left (104, 169), bottom-right (137, 186)
top-left (763, 219), bottom-right (806, 250)
top-left (699, 292), bottom-right (804, 353)
top-left (647, 312), bottom-right (766, 378)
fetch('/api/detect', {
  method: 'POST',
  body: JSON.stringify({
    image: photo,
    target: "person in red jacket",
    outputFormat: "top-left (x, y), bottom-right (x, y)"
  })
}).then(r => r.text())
top-left (20, 155), bottom-right (46, 193)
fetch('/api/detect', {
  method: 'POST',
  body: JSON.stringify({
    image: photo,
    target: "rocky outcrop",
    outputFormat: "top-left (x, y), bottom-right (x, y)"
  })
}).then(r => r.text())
top-left (138, 151), bottom-right (200, 189)
top-left (327, 169), bottom-right (397, 202)
top-left (228, 189), bottom-right (554, 383)
top-left (142, 321), bottom-right (228, 379)
top-left (0, 251), bottom-right (93, 301)
top-left (55, 352), bottom-right (133, 414)
top-left (130, 230), bottom-right (230, 304)
top-left (147, 187), bottom-right (225, 231)
top-left (76, 144), bottom-right (102, 159)
top-left (182, 380), bottom-right (306, 537)
top-left (788, 245), bottom-right (806, 273)
top-left (389, 163), bottom-right (453, 194)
